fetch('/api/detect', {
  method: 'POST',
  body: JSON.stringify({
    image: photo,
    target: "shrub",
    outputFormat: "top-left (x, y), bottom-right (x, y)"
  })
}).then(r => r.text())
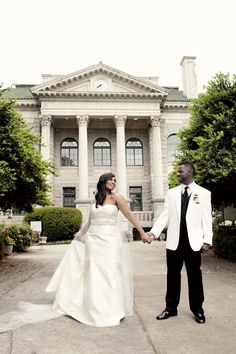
top-left (4, 235), bottom-right (15, 245)
top-left (3, 224), bottom-right (34, 252)
top-left (24, 207), bottom-right (82, 242)
top-left (213, 224), bottom-right (236, 261)
top-left (0, 224), bottom-right (5, 260)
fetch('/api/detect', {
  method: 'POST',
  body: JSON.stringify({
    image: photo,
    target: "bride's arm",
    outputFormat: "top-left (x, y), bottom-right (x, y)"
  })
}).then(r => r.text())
top-left (114, 193), bottom-right (151, 243)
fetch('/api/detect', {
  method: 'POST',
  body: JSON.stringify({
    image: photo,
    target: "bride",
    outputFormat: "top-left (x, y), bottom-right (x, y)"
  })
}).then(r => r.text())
top-left (0, 172), bottom-right (151, 331)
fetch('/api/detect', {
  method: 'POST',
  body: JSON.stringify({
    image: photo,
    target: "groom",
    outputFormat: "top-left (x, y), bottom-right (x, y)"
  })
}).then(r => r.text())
top-left (148, 161), bottom-right (213, 324)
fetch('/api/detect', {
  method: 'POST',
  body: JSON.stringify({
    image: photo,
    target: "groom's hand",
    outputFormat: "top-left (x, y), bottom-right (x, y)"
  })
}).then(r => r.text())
top-left (146, 232), bottom-right (155, 243)
top-left (200, 243), bottom-right (210, 254)
top-left (141, 233), bottom-right (153, 244)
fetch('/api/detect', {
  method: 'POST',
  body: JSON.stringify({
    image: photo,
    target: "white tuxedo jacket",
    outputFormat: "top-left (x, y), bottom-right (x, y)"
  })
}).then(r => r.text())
top-left (151, 182), bottom-right (213, 251)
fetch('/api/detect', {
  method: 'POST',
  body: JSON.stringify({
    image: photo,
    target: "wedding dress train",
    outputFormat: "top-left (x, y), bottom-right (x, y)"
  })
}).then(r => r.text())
top-left (0, 204), bottom-right (133, 332)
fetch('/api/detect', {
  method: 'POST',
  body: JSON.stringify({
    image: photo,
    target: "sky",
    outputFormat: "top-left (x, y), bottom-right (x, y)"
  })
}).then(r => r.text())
top-left (0, 0), bottom-right (235, 92)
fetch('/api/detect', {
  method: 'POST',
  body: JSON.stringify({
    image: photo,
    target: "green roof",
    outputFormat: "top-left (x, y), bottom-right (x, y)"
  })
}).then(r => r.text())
top-left (1, 85), bottom-right (35, 99)
top-left (165, 87), bottom-right (191, 102)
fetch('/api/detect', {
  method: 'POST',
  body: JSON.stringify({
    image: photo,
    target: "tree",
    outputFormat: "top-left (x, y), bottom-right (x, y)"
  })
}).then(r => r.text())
top-left (169, 73), bottom-right (236, 208)
top-left (0, 89), bottom-right (54, 213)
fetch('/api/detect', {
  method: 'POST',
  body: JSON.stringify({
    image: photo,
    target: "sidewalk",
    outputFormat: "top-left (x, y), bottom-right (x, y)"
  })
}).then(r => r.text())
top-left (0, 241), bottom-right (235, 354)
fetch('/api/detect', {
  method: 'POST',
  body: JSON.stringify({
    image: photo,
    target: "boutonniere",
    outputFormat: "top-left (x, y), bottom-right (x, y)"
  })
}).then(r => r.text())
top-left (193, 194), bottom-right (200, 204)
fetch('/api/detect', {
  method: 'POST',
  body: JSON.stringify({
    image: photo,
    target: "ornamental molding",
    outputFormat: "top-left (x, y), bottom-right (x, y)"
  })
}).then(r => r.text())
top-left (114, 115), bottom-right (127, 127)
top-left (31, 90), bottom-right (165, 100)
top-left (150, 115), bottom-right (162, 127)
top-left (31, 62), bottom-right (168, 98)
top-left (76, 115), bottom-right (89, 127)
top-left (163, 102), bottom-right (189, 111)
top-left (16, 101), bottom-right (39, 108)
top-left (39, 114), bottom-right (52, 126)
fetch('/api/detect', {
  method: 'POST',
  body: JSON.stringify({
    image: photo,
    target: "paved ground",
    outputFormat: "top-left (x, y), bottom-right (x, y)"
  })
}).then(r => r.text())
top-left (0, 241), bottom-right (235, 354)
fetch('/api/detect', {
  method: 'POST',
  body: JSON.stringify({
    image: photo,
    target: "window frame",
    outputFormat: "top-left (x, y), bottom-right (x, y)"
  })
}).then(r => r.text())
top-left (60, 138), bottom-right (78, 167)
top-left (63, 187), bottom-right (76, 208)
top-left (126, 138), bottom-right (144, 166)
top-left (129, 186), bottom-right (143, 211)
top-left (167, 134), bottom-right (181, 163)
top-left (93, 138), bottom-right (111, 166)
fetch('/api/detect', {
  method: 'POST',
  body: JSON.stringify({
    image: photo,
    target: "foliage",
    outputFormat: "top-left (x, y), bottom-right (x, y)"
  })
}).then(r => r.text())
top-left (169, 73), bottom-right (236, 208)
top-left (24, 207), bottom-right (82, 242)
top-left (0, 224), bottom-right (33, 253)
top-left (0, 88), bottom-right (55, 213)
top-left (4, 235), bottom-right (15, 245)
top-left (213, 222), bottom-right (236, 261)
top-left (0, 224), bottom-right (5, 260)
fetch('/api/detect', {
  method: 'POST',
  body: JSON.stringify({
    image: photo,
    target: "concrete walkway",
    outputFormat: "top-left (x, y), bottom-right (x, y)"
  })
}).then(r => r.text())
top-left (0, 241), bottom-right (235, 354)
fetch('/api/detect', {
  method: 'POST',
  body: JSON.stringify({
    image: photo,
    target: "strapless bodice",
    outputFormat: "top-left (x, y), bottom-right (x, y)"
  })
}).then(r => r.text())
top-left (90, 204), bottom-right (118, 225)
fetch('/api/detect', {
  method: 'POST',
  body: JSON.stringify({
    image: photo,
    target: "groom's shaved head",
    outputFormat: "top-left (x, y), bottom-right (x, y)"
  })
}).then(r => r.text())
top-left (178, 161), bottom-right (195, 176)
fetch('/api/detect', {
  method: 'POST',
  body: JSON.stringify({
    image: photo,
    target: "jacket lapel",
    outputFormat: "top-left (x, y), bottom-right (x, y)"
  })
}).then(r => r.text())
top-left (186, 182), bottom-right (198, 214)
top-left (175, 186), bottom-right (182, 221)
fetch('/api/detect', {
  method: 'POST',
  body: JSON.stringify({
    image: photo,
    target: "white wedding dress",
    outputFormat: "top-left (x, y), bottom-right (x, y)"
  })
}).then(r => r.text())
top-left (0, 204), bottom-right (133, 332)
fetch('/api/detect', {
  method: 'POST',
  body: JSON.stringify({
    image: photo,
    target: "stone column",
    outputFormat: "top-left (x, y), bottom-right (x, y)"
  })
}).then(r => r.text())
top-left (150, 115), bottom-right (165, 219)
top-left (114, 115), bottom-right (127, 197)
top-left (76, 115), bottom-right (90, 223)
top-left (40, 115), bottom-right (52, 161)
top-left (76, 115), bottom-right (89, 200)
top-left (40, 114), bottom-right (52, 200)
top-left (114, 115), bottom-right (131, 237)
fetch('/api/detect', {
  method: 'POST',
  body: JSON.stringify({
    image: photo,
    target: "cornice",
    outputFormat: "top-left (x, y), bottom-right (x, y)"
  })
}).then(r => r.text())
top-left (162, 103), bottom-right (189, 111)
top-left (32, 91), bottom-right (166, 100)
top-left (15, 101), bottom-right (40, 108)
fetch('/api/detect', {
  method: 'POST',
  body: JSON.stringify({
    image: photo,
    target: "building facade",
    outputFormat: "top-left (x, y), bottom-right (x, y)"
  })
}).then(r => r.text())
top-left (2, 56), bottom-right (198, 233)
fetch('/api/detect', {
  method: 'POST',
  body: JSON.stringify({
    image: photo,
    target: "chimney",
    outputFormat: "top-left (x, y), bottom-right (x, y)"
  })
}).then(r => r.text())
top-left (180, 56), bottom-right (198, 99)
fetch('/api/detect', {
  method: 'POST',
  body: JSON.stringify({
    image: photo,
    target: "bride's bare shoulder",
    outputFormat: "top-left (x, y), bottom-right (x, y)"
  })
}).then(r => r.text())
top-left (111, 193), bottom-right (125, 203)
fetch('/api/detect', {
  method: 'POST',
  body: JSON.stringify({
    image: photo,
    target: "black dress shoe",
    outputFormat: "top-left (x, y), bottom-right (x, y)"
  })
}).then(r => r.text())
top-left (194, 312), bottom-right (206, 324)
top-left (156, 309), bottom-right (177, 320)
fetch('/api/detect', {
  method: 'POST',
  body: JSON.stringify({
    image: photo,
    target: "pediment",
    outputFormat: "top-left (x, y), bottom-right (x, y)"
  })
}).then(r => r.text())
top-left (31, 62), bottom-right (168, 98)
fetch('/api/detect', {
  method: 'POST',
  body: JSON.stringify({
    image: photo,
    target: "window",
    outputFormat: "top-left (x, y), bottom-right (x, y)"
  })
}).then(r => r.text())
top-left (63, 187), bottom-right (76, 207)
top-left (61, 138), bottom-right (78, 166)
top-left (129, 187), bottom-right (142, 211)
top-left (93, 138), bottom-right (111, 166)
top-left (126, 138), bottom-right (143, 166)
top-left (167, 134), bottom-right (181, 163)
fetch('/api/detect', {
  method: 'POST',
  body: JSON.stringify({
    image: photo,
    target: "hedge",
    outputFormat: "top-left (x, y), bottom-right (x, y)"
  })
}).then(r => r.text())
top-left (213, 225), bottom-right (236, 261)
top-left (24, 207), bottom-right (82, 242)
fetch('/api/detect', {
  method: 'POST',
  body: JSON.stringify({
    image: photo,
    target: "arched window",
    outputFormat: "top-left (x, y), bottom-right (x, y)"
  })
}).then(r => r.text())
top-left (167, 134), bottom-right (181, 163)
top-left (93, 138), bottom-right (111, 166)
top-left (126, 138), bottom-right (143, 166)
top-left (61, 138), bottom-right (78, 166)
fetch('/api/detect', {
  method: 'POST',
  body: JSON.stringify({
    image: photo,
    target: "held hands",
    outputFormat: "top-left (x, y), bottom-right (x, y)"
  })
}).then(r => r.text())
top-left (141, 232), bottom-right (155, 244)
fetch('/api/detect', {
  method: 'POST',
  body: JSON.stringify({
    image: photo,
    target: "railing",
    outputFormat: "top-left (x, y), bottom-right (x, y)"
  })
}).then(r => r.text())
top-left (0, 210), bottom-right (25, 225)
top-left (133, 211), bottom-right (153, 227)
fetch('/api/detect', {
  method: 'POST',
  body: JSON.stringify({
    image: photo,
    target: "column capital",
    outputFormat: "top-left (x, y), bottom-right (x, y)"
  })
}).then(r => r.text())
top-left (40, 114), bottom-right (52, 127)
top-left (150, 115), bottom-right (162, 127)
top-left (76, 115), bottom-right (89, 127)
top-left (114, 115), bottom-right (127, 127)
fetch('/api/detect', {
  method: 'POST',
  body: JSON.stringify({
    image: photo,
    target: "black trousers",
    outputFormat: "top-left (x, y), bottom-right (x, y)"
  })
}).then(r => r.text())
top-left (165, 230), bottom-right (204, 314)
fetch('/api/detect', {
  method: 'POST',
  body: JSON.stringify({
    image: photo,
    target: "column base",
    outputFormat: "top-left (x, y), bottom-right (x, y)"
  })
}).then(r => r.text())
top-left (75, 199), bottom-right (91, 225)
top-left (152, 197), bottom-right (165, 221)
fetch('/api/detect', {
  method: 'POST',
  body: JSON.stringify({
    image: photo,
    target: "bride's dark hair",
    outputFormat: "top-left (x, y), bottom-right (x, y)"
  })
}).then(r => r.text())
top-left (95, 172), bottom-right (115, 208)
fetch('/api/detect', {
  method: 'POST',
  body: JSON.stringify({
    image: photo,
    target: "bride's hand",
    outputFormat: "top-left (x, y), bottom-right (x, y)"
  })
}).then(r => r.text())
top-left (141, 232), bottom-right (153, 244)
top-left (146, 232), bottom-right (155, 242)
